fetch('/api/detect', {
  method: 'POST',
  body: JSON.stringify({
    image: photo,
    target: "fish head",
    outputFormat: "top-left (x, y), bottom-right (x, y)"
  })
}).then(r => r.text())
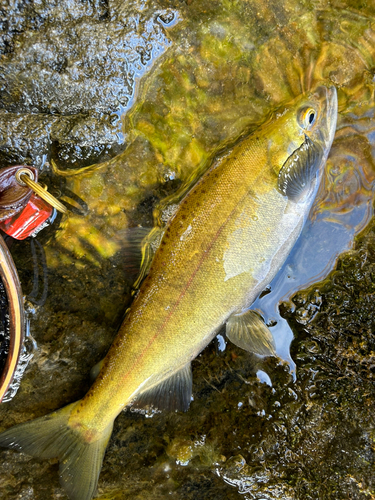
top-left (266, 85), bottom-right (338, 202)
top-left (295, 85), bottom-right (338, 156)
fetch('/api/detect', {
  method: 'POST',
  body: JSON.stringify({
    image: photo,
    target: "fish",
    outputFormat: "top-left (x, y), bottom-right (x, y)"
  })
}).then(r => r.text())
top-left (0, 85), bottom-right (337, 500)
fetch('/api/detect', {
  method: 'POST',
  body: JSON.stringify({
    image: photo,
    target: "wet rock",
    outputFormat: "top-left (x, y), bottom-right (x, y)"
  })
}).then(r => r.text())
top-left (0, 0), bottom-right (181, 166)
top-left (280, 221), bottom-right (375, 499)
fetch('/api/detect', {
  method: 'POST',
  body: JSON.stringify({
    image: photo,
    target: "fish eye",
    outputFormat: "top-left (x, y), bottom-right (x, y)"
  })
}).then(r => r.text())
top-left (299, 107), bottom-right (317, 129)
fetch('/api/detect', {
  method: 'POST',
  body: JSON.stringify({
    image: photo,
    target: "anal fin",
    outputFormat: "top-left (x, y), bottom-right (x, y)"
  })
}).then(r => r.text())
top-left (226, 309), bottom-right (276, 356)
top-left (132, 363), bottom-right (192, 412)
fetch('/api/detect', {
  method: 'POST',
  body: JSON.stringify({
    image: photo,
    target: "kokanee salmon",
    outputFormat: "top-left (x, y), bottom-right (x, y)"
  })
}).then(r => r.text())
top-left (0, 85), bottom-right (337, 500)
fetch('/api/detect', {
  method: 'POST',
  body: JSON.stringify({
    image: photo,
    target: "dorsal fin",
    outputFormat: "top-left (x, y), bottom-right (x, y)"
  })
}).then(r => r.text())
top-left (112, 226), bottom-right (151, 278)
top-left (131, 226), bottom-right (164, 291)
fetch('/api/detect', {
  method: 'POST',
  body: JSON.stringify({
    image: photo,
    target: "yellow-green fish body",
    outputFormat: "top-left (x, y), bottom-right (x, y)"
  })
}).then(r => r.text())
top-left (0, 85), bottom-right (337, 500)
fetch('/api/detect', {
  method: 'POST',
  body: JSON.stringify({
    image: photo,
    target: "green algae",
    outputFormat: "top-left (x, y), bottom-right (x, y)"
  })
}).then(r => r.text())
top-left (47, 0), bottom-right (375, 267)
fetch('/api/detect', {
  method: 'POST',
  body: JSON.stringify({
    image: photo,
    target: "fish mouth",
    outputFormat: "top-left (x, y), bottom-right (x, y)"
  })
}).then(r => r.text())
top-left (323, 85), bottom-right (338, 149)
top-left (313, 85), bottom-right (338, 153)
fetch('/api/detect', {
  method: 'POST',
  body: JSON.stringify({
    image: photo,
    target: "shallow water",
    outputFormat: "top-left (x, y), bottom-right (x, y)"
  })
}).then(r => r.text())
top-left (0, 0), bottom-right (374, 499)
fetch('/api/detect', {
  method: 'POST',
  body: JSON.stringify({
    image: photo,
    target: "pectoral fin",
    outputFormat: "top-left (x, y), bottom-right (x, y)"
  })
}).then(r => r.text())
top-left (133, 363), bottom-right (193, 412)
top-left (226, 310), bottom-right (276, 356)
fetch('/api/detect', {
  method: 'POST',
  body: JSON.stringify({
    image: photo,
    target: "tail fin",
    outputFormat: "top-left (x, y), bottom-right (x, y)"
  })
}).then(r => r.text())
top-left (0, 401), bottom-right (113, 500)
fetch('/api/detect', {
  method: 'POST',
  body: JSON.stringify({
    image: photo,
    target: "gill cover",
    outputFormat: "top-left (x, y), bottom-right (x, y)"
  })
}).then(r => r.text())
top-left (278, 136), bottom-right (322, 201)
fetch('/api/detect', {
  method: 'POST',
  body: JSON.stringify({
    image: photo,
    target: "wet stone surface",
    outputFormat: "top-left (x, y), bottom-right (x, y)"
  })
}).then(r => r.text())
top-left (0, 0), bottom-right (181, 166)
top-left (1, 225), bottom-right (374, 499)
top-left (279, 223), bottom-right (375, 499)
